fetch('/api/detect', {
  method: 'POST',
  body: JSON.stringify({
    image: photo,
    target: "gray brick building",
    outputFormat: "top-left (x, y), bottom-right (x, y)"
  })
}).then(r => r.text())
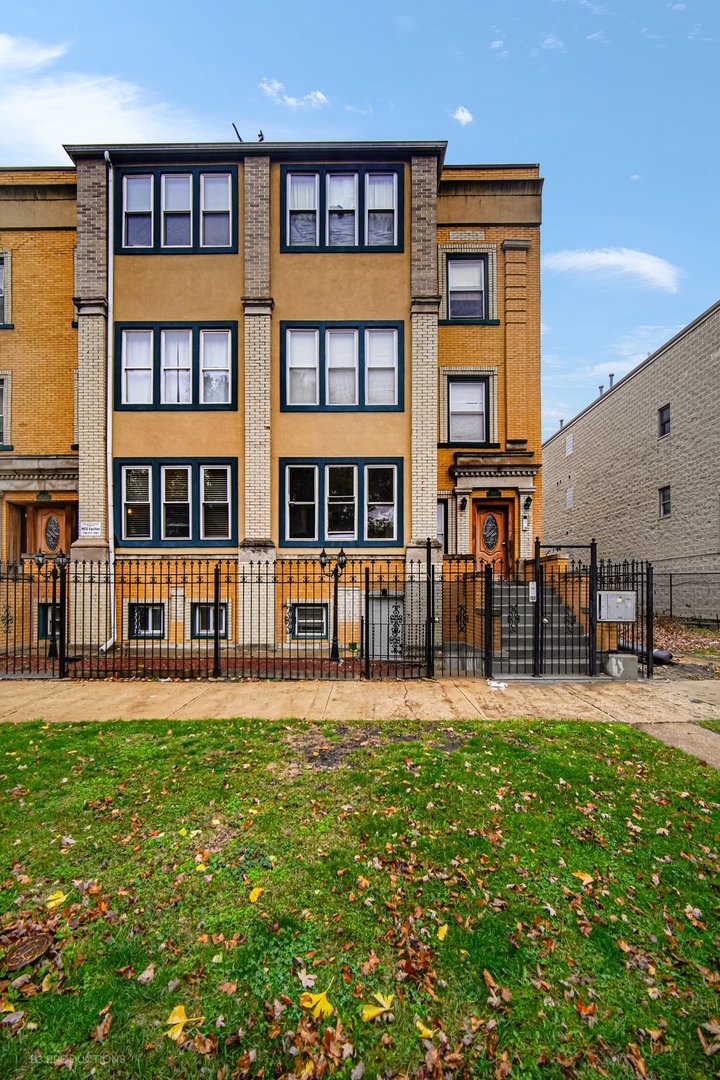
top-left (543, 300), bottom-right (720, 563)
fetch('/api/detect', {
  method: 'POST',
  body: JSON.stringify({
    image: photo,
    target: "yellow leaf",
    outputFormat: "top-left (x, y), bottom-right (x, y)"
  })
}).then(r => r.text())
top-left (179, 828), bottom-right (188, 836)
top-left (45, 890), bottom-right (67, 910)
top-left (572, 871), bottom-right (594, 887)
top-left (300, 978), bottom-right (335, 1019)
top-left (416, 1019), bottom-right (433, 1039)
top-left (361, 992), bottom-right (394, 1022)
top-left (437, 924), bottom-right (448, 941)
top-left (164, 1004), bottom-right (205, 1043)
top-left (249, 887), bottom-right (264, 903)
top-left (195, 863), bottom-right (207, 872)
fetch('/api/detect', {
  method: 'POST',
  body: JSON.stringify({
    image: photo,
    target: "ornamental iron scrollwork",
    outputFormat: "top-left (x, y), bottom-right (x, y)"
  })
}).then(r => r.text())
top-left (508, 605), bottom-right (520, 633)
top-left (388, 602), bottom-right (403, 655)
top-left (564, 609), bottom-right (576, 633)
top-left (0, 604), bottom-right (13, 634)
top-left (455, 604), bottom-right (468, 636)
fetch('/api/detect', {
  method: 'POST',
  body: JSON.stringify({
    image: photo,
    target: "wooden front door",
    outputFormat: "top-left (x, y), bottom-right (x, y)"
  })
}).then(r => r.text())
top-left (26, 504), bottom-right (76, 557)
top-left (474, 503), bottom-right (512, 575)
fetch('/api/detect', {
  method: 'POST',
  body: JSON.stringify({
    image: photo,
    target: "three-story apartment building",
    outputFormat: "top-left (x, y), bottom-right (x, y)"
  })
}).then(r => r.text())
top-left (64, 140), bottom-right (542, 585)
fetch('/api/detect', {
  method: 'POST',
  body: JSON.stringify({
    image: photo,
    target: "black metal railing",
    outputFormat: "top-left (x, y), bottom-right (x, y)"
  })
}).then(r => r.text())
top-left (0, 543), bottom-right (654, 680)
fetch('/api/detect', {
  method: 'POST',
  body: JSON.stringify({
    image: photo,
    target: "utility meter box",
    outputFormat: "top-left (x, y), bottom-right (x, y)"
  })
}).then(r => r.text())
top-left (597, 591), bottom-right (637, 623)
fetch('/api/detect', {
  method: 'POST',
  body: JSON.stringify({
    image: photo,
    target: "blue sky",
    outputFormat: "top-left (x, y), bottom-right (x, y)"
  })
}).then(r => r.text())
top-left (1, 0), bottom-right (718, 437)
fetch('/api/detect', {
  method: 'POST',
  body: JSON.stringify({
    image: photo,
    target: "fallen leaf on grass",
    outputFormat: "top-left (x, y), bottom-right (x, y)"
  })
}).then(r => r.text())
top-left (218, 980), bottom-right (237, 994)
top-left (437, 924), bottom-right (448, 941)
top-left (415, 1018), bottom-right (433, 1039)
top-left (192, 1030), bottom-right (217, 1054)
top-left (361, 993), bottom-right (394, 1022)
top-left (626, 1042), bottom-right (648, 1077)
top-left (91, 1010), bottom-right (112, 1042)
top-left (164, 1004), bottom-right (205, 1043)
top-left (572, 871), bottom-right (594, 887)
top-left (249, 887), bottom-right (264, 903)
top-left (45, 890), bottom-right (67, 910)
top-left (360, 950), bottom-right (381, 975)
top-left (137, 963), bottom-right (156, 984)
top-left (300, 978), bottom-right (335, 1020)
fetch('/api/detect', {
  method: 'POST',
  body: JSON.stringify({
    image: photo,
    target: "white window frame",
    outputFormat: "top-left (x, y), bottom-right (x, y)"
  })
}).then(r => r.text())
top-left (0, 371), bottom-right (11, 446)
top-left (128, 602), bottom-right (165, 639)
top-left (447, 257), bottom-right (486, 320)
top-left (365, 172), bottom-right (398, 246)
top-left (325, 463), bottom-right (358, 542)
top-left (161, 465), bottom-right (192, 541)
top-left (0, 251), bottom-right (11, 325)
top-left (122, 465), bottom-right (152, 541)
top-left (122, 174), bottom-right (154, 249)
top-left (326, 329), bottom-right (358, 406)
top-left (192, 602), bottom-right (227, 638)
top-left (199, 329), bottom-right (231, 405)
top-left (364, 464), bottom-right (397, 542)
top-left (286, 464), bottom-right (319, 541)
top-left (448, 379), bottom-right (487, 443)
top-left (287, 173), bottom-right (319, 247)
top-left (326, 173), bottom-right (358, 247)
top-left (160, 329), bottom-right (192, 405)
top-left (365, 328), bottom-right (398, 406)
top-left (200, 465), bottom-right (231, 540)
top-left (286, 329), bottom-right (320, 406)
top-left (200, 172), bottom-right (232, 248)
top-left (160, 173), bottom-right (192, 249)
top-left (291, 602), bottom-right (328, 639)
top-left (121, 329), bottom-right (154, 405)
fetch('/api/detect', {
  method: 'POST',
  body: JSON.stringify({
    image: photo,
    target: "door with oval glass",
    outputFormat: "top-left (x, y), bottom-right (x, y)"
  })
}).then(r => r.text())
top-left (474, 502), bottom-right (512, 576)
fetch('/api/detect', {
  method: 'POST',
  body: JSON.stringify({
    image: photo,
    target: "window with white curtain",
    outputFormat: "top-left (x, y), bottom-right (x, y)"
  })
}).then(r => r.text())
top-left (123, 175), bottom-right (153, 247)
top-left (448, 379), bottom-right (487, 442)
top-left (121, 330), bottom-right (153, 404)
top-left (283, 323), bottom-right (400, 410)
top-left (448, 258), bottom-right (486, 319)
top-left (120, 169), bottom-right (233, 251)
top-left (366, 173), bottom-right (396, 245)
top-left (326, 329), bottom-right (358, 405)
top-left (161, 174), bottom-right (192, 247)
top-left (201, 174), bottom-right (231, 247)
top-left (283, 166), bottom-right (401, 248)
top-left (288, 174), bottom-right (318, 245)
top-left (161, 329), bottom-right (192, 404)
top-left (283, 459), bottom-right (401, 545)
top-left (200, 330), bottom-right (231, 404)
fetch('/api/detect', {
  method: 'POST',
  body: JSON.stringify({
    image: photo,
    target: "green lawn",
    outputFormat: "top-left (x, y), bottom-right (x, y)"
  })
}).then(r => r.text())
top-left (1, 717), bottom-right (718, 1078)
top-left (699, 719), bottom-right (720, 735)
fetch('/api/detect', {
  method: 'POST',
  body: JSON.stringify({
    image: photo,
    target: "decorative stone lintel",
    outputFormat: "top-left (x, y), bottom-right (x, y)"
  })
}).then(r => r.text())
top-left (406, 538), bottom-right (443, 565)
top-left (411, 295), bottom-right (441, 315)
top-left (451, 465), bottom-right (541, 481)
top-left (242, 297), bottom-right (274, 315)
top-left (502, 238), bottom-right (531, 251)
top-left (239, 540), bottom-right (276, 563)
top-left (0, 457), bottom-right (79, 490)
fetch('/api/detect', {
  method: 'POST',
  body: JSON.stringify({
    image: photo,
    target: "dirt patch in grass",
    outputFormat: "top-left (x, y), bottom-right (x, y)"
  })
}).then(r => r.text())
top-left (654, 617), bottom-right (720, 680)
top-left (283, 722), bottom-right (469, 770)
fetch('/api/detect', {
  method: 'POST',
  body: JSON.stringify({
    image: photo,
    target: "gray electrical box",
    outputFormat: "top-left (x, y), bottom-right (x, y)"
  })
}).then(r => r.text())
top-left (597, 591), bottom-right (637, 622)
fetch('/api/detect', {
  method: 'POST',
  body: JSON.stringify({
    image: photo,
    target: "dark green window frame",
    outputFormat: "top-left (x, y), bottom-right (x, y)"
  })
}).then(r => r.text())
top-left (280, 321), bottom-right (404, 411)
top-left (114, 322), bottom-right (238, 411)
top-left (280, 164), bottom-right (404, 252)
top-left (289, 602), bottom-right (329, 640)
top-left (440, 253), bottom-right (500, 325)
top-left (38, 602), bottom-right (60, 641)
top-left (441, 374), bottom-right (491, 447)
top-left (115, 166), bottom-right (238, 254)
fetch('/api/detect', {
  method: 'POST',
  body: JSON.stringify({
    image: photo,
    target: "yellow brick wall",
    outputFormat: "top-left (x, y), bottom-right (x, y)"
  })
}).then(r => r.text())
top-left (0, 228), bottom-right (77, 454)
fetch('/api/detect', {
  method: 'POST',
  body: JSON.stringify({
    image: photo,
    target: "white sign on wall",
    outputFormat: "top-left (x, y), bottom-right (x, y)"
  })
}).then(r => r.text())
top-left (79, 521), bottom-right (102, 538)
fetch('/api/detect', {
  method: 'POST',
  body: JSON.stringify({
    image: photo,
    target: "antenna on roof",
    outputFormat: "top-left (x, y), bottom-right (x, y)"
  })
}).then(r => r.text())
top-left (231, 123), bottom-right (243, 142)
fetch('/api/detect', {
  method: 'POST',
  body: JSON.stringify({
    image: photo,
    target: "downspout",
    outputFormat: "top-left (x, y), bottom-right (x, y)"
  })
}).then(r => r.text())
top-left (100, 149), bottom-right (116, 652)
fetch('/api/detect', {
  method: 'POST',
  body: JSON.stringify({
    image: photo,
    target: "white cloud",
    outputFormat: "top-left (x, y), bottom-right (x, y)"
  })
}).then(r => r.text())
top-left (587, 30), bottom-right (609, 43)
top-left (542, 247), bottom-right (680, 292)
top-left (490, 39), bottom-right (508, 56)
top-left (452, 105), bottom-right (473, 126)
top-left (344, 103), bottom-right (373, 116)
top-left (0, 34), bottom-right (207, 164)
top-left (630, 173), bottom-right (641, 181)
top-left (541, 33), bottom-right (565, 49)
top-left (0, 32), bottom-right (67, 73)
top-left (668, 3), bottom-right (687, 9)
top-left (578, 0), bottom-right (606, 13)
top-left (259, 78), bottom-right (328, 109)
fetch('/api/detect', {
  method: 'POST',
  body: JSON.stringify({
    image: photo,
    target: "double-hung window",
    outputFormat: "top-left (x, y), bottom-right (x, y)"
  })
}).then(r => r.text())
top-left (191, 602), bottom-right (228, 639)
top-left (128, 603), bottom-right (164, 639)
top-left (0, 252), bottom-right (10, 326)
top-left (162, 466), bottom-right (191, 539)
top-left (117, 323), bottom-right (235, 409)
top-left (117, 460), bottom-right (236, 546)
top-left (283, 165), bottom-right (402, 250)
top-left (0, 372), bottom-right (10, 447)
top-left (283, 459), bottom-right (401, 546)
top-left (290, 603), bottom-right (328, 639)
top-left (448, 378), bottom-right (488, 443)
top-left (447, 257), bottom-right (486, 320)
top-left (282, 323), bottom-right (401, 410)
top-left (658, 404), bottom-right (671, 437)
top-left (119, 168), bottom-right (235, 252)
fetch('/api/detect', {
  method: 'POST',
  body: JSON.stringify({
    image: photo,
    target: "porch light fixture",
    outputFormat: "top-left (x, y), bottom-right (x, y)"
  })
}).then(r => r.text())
top-left (459, 497), bottom-right (468, 512)
top-left (319, 547), bottom-right (347, 661)
top-left (524, 495), bottom-right (533, 511)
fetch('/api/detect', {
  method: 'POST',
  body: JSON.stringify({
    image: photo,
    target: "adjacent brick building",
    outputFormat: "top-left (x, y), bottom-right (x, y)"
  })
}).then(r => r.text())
top-left (0, 169), bottom-right (78, 563)
top-left (542, 300), bottom-right (720, 575)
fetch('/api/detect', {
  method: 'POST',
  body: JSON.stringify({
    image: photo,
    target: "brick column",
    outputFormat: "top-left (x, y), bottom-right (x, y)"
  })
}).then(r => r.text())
top-left (408, 156), bottom-right (441, 559)
top-left (72, 157), bottom-right (109, 563)
top-left (241, 155), bottom-right (273, 546)
top-left (502, 239), bottom-right (532, 446)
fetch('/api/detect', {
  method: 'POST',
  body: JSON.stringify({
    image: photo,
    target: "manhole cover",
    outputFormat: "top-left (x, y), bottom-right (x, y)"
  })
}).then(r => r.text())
top-left (4, 933), bottom-right (52, 971)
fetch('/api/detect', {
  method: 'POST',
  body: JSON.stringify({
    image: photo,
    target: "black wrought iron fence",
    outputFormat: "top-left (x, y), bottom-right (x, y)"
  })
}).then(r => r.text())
top-left (0, 544), bottom-right (654, 680)
top-left (653, 572), bottom-right (720, 626)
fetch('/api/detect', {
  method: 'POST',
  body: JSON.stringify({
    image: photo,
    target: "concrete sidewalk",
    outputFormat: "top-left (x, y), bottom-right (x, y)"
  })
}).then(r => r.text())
top-left (1, 674), bottom-right (719, 767)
